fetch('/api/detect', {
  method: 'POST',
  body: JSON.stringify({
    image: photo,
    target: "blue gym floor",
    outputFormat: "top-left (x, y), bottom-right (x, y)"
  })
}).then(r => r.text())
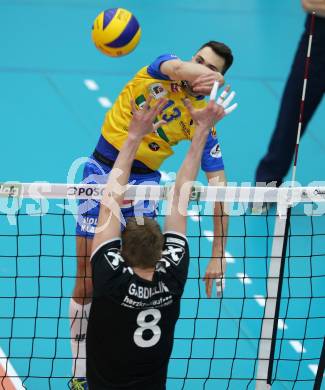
top-left (0, 0), bottom-right (324, 389)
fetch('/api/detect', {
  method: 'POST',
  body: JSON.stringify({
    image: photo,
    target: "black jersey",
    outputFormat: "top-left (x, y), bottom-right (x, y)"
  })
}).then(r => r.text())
top-left (86, 231), bottom-right (189, 390)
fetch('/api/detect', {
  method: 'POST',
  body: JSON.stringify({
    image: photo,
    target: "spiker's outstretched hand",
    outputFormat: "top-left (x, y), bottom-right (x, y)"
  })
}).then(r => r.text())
top-left (191, 72), bottom-right (225, 95)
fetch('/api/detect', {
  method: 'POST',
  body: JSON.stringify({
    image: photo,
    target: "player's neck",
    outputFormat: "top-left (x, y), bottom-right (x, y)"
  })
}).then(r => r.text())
top-left (133, 267), bottom-right (155, 281)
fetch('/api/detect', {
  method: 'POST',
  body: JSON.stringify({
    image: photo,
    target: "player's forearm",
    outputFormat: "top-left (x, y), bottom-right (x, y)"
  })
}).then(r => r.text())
top-left (211, 202), bottom-right (228, 256)
top-left (166, 128), bottom-right (208, 231)
top-left (174, 127), bottom-right (209, 196)
top-left (104, 135), bottom-right (142, 207)
top-left (94, 135), bottom-right (142, 245)
top-left (171, 61), bottom-right (217, 82)
top-left (206, 173), bottom-right (228, 257)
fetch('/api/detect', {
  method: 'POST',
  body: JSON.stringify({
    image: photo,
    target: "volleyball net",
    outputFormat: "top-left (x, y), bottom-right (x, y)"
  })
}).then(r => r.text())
top-left (0, 182), bottom-right (324, 389)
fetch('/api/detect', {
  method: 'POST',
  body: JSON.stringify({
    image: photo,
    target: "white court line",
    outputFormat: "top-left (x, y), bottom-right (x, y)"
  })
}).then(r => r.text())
top-left (253, 297), bottom-right (289, 330)
top-left (277, 319), bottom-right (288, 330)
top-left (0, 346), bottom-right (24, 389)
top-left (308, 364), bottom-right (318, 376)
top-left (203, 229), bottom-right (214, 242)
top-left (225, 251), bottom-right (235, 263)
top-left (188, 209), bottom-right (201, 222)
top-left (236, 272), bottom-right (252, 284)
top-left (254, 295), bottom-right (266, 307)
top-left (289, 340), bottom-right (306, 354)
top-left (83, 79), bottom-right (99, 91)
top-left (308, 364), bottom-right (324, 377)
top-left (98, 97), bottom-right (112, 108)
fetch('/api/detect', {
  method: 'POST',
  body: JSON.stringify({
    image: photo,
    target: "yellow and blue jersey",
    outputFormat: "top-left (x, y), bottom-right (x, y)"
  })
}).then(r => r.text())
top-left (77, 55), bottom-right (225, 238)
top-left (96, 54), bottom-right (224, 173)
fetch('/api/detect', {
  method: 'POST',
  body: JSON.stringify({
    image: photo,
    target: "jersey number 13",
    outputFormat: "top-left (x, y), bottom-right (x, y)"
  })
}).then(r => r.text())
top-left (133, 308), bottom-right (161, 348)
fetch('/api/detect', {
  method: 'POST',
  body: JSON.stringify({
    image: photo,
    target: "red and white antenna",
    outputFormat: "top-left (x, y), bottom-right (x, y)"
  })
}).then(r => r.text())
top-left (291, 12), bottom-right (316, 184)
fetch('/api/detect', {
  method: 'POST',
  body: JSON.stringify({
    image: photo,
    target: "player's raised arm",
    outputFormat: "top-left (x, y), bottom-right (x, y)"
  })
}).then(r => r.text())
top-left (91, 97), bottom-right (166, 254)
top-left (164, 82), bottom-right (238, 236)
top-left (159, 42), bottom-right (233, 95)
top-left (161, 59), bottom-right (224, 86)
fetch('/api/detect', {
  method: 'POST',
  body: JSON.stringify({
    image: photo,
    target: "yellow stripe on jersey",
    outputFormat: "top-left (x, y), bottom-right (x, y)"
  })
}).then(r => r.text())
top-left (101, 66), bottom-right (210, 171)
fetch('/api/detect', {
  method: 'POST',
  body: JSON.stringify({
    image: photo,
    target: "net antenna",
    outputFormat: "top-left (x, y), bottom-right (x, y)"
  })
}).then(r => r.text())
top-left (290, 12), bottom-right (316, 186)
top-left (255, 11), bottom-right (317, 389)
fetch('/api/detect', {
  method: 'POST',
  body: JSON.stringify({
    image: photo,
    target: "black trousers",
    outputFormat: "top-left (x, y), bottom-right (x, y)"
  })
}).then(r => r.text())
top-left (87, 382), bottom-right (165, 390)
top-left (255, 15), bottom-right (325, 185)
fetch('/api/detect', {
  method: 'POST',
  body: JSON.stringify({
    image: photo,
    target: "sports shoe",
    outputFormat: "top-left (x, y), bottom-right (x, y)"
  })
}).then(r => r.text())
top-left (70, 378), bottom-right (89, 390)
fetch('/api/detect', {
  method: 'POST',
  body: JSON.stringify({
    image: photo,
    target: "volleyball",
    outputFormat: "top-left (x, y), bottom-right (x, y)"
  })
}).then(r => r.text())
top-left (91, 8), bottom-right (141, 57)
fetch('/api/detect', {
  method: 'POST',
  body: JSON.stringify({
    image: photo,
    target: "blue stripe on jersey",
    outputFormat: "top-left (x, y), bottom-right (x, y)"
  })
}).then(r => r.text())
top-left (201, 132), bottom-right (225, 172)
top-left (106, 15), bottom-right (139, 48)
top-left (147, 54), bottom-right (179, 80)
top-left (103, 9), bottom-right (117, 29)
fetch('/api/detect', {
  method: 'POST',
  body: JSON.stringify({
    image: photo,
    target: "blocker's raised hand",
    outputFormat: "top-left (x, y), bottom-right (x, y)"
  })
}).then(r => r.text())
top-left (210, 80), bottom-right (238, 115)
top-left (129, 96), bottom-right (167, 139)
top-left (184, 81), bottom-right (238, 130)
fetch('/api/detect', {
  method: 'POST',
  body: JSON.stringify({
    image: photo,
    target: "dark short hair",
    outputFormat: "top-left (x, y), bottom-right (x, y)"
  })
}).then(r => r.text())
top-left (199, 41), bottom-right (233, 74)
top-left (121, 217), bottom-right (164, 269)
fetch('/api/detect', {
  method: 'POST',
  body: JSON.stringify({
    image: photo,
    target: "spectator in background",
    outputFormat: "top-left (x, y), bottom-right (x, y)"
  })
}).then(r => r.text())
top-left (255, 0), bottom-right (325, 186)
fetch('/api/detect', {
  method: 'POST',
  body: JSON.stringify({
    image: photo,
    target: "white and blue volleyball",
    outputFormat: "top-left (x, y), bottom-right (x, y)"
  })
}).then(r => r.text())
top-left (92, 8), bottom-right (141, 57)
